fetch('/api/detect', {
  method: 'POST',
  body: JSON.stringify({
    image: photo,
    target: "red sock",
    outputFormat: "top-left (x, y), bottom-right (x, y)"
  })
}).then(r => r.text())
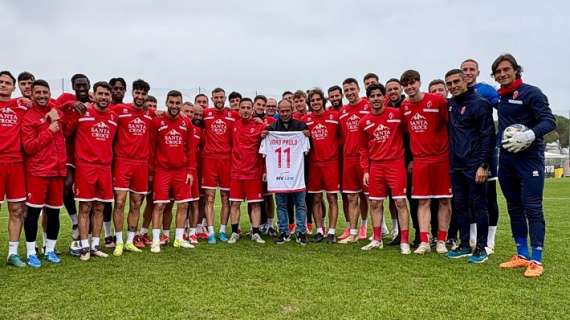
top-left (437, 230), bottom-right (448, 242)
top-left (400, 230), bottom-right (409, 244)
top-left (373, 227), bottom-right (381, 241)
top-left (420, 232), bottom-right (429, 243)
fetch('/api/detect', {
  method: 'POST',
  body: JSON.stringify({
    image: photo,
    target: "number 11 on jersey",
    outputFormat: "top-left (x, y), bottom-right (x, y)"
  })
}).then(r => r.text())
top-left (275, 147), bottom-right (291, 169)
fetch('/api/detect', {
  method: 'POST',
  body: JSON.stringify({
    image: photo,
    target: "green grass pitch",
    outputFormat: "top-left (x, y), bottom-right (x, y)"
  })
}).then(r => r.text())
top-left (1, 179), bottom-right (569, 319)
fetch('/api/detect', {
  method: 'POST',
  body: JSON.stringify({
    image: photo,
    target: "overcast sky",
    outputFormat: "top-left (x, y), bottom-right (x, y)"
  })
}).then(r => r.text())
top-left (2, 0), bottom-right (569, 115)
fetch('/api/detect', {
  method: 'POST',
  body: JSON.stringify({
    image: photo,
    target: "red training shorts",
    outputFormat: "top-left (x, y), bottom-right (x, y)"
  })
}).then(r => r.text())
top-left (153, 168), bottom-right (192, 204)
top-left (190, 171), bottom-right (200, 201)
top-left (342, 157), bottom-right (367, 194)
top-left (75, 164), bottom-right (114, 202)
top-left (0, 162), bottom-right (26, 203)
top-left (113, 159), bottom-right (149, 194)
top-left (412, 155), bottom-right (452, 199)
top-left (201, 157), bottom-right (231, 190)
top-left (26, 176), bottom-right (64, 208)
top-left (229, 179), bottom-right (263, 203)
top-left (307, 161), bottom-right (340, 193)
top-left (367, 160), bottom-right (407, 200)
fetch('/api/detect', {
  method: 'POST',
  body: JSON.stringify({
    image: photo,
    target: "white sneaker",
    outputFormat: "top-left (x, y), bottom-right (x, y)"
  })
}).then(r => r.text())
top-left (436, 240), bottom-right (448, 254)
top-left (173, 239), bottom-right (194, 249)
top-left (251, 233), bottom-right (265, 244)
top-left (90, 248), bottom-right (109, 258)
top-left (150, 242), bottom-right (161, 253)
top-left (338, 235), bottom-right (358, 244)
top-left (414, 242), bottom-right (431, 254)
top-left (361, 240), bottom-right (383, 251)
top-left (400, 243), bottom-right (411, 255)
top-left (227, 232), bottom-right (240, 244)
top-left (485, 246), bottom-right (494, 255)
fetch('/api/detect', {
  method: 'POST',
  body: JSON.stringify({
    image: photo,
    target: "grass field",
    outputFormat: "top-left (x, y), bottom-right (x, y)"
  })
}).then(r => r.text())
top-left (1, 179), bottom-right (569, 320)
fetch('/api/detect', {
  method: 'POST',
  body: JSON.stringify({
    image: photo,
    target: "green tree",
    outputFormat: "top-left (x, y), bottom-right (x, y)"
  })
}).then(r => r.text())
top-left (553, 114), bottom-right (569, 148)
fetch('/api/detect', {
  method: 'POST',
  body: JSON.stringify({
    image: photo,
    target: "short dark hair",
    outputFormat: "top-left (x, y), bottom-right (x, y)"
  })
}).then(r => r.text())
top-left (17, 71), bottom-right (35, 82)
top-left (146, 95), bottom-right (157, 103)
top-left (400, 70), bottom-right (421, 86)
top-left (31, 79), bottom-right (50, 90)
top-left (0, 71), bottom-right (16, 84)
top-left (132, 79), bottom-right (150, 93)
top-left (93, 81), bottom-right (112, 93)
top-left (293, 90), bottom-right (306, 99)
top-left (228, 91), bottom-right (242, 100)
top-left (240, 97), bottom-right (253, 105)
top-left (444, 69), bottom-right (464, 79)
top-left (363, 73), bottom-right (379, 82)
top-left (281, 90), bottom-right (293, 98)
top-left (327, 85), bottom-right (342, 94)
top-left (342, 78), bottom-right (359, 87)
top-left (254, 95), bottom-right (267, 103)
top-left (366, 83), bottom-right (386, 97)
top-left (428, 79), bottom-right (446, 90)
top-left (385, 78), bottom-right (401, 86)
top-left (491, 53), bottom-right (523, 79)
top-left (166, 90), bottom-right (183, 100)
top-left (212, 87), bottom-right (225, 95)
top-left (109, 77), bottom-right (126, 88)
top-left (194, 93), bottom-right (208, 102)
top-left (308, 88), bottom-right (326, 109)
top-left (71, 73), bottom-right (89, 85)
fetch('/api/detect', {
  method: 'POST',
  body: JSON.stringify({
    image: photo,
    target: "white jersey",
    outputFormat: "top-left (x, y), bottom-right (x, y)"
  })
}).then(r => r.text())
top-left (259, 131), bottom-right (310, 193)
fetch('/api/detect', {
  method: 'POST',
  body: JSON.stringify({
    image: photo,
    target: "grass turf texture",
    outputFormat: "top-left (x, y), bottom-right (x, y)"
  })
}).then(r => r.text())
top-left (1, 179), bottom-right (569, 320)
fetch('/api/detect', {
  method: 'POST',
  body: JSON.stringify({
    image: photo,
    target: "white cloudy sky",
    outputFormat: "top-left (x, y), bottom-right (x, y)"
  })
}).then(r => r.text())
top-left (2, 0), bottom-right (569, 115)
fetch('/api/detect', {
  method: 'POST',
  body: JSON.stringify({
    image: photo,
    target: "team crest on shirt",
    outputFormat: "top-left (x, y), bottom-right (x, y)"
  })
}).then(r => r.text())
top-left (165, 129), bottom-right (182, 145)
top-left (460, 106), bottom-right (466, 115)
top-left (0, 108), bottom-right (18, 126)
top-left (388, 112), bottom-right (394, 119)
top-left (513, 91), bottom-right (519, 99)
top-left (311, 123), bottom-right (328, 140)
top-left (91, 121), bottom-right (111, 140)
top-left (211, 119), bottom-right (227, 135)
top-left (250, 127), bottom-right (255, 133)
top-left (346, 114), bottom-right (360, 131)
top-left (409, 113), bottom-right (428, 132)
top-left (128, 117), bottom-right (146, 135)
top-left (123, 108), bottom-right (128, 113)
top-left (373, 124), bottom-right (390, 143)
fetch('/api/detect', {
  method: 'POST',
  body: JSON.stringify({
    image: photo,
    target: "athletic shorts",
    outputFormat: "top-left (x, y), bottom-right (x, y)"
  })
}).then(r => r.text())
top-left (412, 156), bottom-right (452, 199)
top-left (190, 171), bottom-right (200, 201)
top-left (66, 140), bottom-right (75, 168)
top-left (342, 158), bottom-right (367, 194)
top-left (153, 168), bottom-right (191, 204)
top-left (308, 162), bottom-right (340, 193)
top-left (26, 176), bottom-right (64, 209)
top-left (488, 147), bottom-right (499, 181)
top-left (229, 179), bottom-right (263, 203)
top-left (367, 160), bottom-right (407, 200)
top-left (0, 162), bottom-right (26, 203)
top-left (113, 159), bottom-right (149, 194)
top-left (75, 164), bottom-right (114, 202)
top-left (201, 157), bottom-right (231, 190)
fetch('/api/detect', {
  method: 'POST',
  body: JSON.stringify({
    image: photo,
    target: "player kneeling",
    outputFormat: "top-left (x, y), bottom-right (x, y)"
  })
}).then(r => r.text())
top-left (149, 91), bottom-right (197, 253)
top-left (359, 84), bottom-right (411, 254)
top-left (227, 98), bottom-right (266, 244)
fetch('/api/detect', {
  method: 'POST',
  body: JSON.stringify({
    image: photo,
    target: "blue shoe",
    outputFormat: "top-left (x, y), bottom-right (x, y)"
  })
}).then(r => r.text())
top-left (45, 251), bottom-right (61, 264)
top-left (219, 232), bottom-right (228, 242)
top-left (447, 245), bottom-right (472, 259)
top-left (468, 247), bottom-right (488, 264)
top-left (208, 233), bottom-right (217, 244)
top-left (6, 254), bottom-right (26, 268)
top-left (27, 255), bottom-right (42, 268)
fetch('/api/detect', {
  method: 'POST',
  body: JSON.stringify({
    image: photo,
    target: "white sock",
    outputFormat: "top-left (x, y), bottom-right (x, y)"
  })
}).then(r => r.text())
top-left (175, 228), bottom-right (184, 241)
top-left (189, 228), bottom-right (197, 236)
top-left (219, 225), bottom-right (226, 233)
top-left (350, 228), bottom-right (358, 235)
top-left (267, 218), bottom-right (274, 226)
top-left (26, 242), bottom-right (36, 257)
top-left (103, 221), bottom-right (112, 237)
top-left (140, 227), bottom-right (148, 235)
top-left (201, 218), bottom-right (207, 226)
top-left (70, 214), bottom-right (78, 225)
top-left (152, 229), bottom-right (161, 243)
top-left (115, 231), bottom-right (124, 244)
top-left (317, 227), bottom-right (324, 235)
top-left (8, 241), bottom-right (18, 256)
top-left (328, 228), bottom-right (336, 235)
top-left (207, 226), bottom-right (215, 235)
top-left (162, 229), bottom-right (170, 237)
top-left (127, 231), bottom-right (135, 244)
top-left (487, 226), bottom-right (497, 248)
top-left (361, 219), bottom-right (368, 227)
top-left (469, 223), bottom-right (477, 242)
top-left (392, 218), bottom-right (399, 230)
top-left (91, 237), bottom-right (100, 250)
top-left (45, 239), bottom-right (56, 253)
top-left (80, 239), bottom-right (89, 249)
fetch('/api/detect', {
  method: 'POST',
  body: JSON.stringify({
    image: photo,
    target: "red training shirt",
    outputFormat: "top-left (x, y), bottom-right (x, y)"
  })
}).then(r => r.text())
top-left (231, 118), bottom-right (265, 180)
top-left (303, 110), bottom-right (339, 165)
top-left (150, 113), bottom-right (196, 175)
top-left (0, 99), bottom-right (28, 162)
top-left (202, 108), bottom-right (236, 159)
top-left (339, 98), bottom-right (370, 159)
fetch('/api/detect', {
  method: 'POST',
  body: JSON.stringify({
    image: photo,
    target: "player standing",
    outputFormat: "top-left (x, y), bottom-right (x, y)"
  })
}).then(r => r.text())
top-left (493, 54), bottom-right (555, 277)
top-left (400, 70), bottom-right (452, 254)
